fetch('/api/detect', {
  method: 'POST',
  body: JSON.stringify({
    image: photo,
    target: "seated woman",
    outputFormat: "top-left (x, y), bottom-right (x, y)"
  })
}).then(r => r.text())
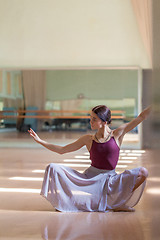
top-left (28, 105), bottom-right (151, 212)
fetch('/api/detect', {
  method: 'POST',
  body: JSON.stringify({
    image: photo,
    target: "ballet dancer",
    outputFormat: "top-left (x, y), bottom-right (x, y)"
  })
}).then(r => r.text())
top-left (28, 105), bottom-right (151, 212)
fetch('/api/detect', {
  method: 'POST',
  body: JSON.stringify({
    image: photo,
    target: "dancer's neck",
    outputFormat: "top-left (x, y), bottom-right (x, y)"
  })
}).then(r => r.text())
top-left (96, 125), bottom-right (111, 139)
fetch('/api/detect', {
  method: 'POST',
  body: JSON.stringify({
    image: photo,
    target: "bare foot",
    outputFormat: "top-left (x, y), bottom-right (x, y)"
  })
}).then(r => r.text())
top-left (113, 206), bottom-right (135, 212)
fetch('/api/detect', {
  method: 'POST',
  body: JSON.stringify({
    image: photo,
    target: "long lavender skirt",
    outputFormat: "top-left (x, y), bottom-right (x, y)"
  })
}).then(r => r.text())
top-left (40, 163), bottom-right (146, 212)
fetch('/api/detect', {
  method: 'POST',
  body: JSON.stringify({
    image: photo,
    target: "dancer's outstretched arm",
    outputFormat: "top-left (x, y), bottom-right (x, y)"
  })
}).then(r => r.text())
top-left (114, 105), bottom-right (151, 142)
top-left (28, 128), bottom-right (87, 154)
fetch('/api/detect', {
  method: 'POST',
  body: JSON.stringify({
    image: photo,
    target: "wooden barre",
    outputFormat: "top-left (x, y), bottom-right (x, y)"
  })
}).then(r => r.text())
top-left (0, 110), bottom-right (125, 114)
top-left (0, 115), bottom-right (125, 119)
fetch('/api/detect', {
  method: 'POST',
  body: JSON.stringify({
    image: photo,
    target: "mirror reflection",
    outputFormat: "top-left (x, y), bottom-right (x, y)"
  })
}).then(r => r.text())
top-left (41, 212), bottom-right (145, 240)
top-left (0, 69), bottom-right (140, 148)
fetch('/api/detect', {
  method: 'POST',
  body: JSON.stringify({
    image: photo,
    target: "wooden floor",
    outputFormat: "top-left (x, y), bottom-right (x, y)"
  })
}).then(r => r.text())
top-left (0, 131), bottom-right (160, 240)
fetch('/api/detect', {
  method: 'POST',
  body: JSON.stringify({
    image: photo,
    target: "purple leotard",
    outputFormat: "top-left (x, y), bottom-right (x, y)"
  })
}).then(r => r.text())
top-left (90, 137), bottom-right (120, 170)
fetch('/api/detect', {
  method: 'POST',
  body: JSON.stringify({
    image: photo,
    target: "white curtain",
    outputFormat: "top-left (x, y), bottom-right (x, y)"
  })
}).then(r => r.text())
top-left (22, 70), bottom-right (46, 130)
top-left (22, 70), bottom-right (46, 110)
top-left (131, 0), bottom-right (153, 67)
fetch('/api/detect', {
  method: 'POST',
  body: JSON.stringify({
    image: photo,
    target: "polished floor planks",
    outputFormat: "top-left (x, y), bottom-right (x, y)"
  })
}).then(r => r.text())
top-left (0, 133), bottom-right (160, 239)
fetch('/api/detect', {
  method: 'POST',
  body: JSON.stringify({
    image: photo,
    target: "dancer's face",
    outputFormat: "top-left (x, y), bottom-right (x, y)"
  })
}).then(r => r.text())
top-left (90, 111), bottom-right (105, 130)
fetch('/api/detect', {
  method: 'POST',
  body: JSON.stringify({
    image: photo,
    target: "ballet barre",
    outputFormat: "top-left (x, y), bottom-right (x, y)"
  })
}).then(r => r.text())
top-left (0, 110), bottom-right (125, 119)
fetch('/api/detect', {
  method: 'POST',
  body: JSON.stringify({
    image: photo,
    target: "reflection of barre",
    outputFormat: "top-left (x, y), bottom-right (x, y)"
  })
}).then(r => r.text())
top-left (0, 115), bottom-right (125, 119)
top-left (0, 110), bottom-right (125, 114)
top-left (0, 109), bottom-right (125, 120)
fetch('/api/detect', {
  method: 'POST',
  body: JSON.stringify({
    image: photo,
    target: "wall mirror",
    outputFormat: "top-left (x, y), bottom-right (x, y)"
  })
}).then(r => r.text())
top-left (0, 68), bottom-right (142, 149)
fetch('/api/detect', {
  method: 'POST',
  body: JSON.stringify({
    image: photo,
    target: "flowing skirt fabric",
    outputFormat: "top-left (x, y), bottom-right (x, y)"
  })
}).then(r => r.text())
top-left (40, 163), bottom-right (146, 212)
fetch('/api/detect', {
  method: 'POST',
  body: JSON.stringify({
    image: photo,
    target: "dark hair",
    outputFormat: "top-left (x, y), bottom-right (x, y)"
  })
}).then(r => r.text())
top-left (92, 105), bottom-right (112, 124)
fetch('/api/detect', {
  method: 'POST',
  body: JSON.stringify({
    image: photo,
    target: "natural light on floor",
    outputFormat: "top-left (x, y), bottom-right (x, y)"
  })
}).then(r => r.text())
top-left (0, 188), bottom-right (40, 193)
top-left (146, 188), bottom-right (160, 194)
top-left (5, 149), bottom-right (145, 187)
top-left (0, 188), bottom-right (91, 195)
top-left (147, 177), bottom-right (160, 182)
top-left (9, 177), bottom-right (43, 181)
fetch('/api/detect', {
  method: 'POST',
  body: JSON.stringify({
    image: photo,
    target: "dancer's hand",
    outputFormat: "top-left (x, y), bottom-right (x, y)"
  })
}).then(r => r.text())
top-left (28, 128), bottom-right (41, 143)
top-left (141, 105), bottom-right (152, 120)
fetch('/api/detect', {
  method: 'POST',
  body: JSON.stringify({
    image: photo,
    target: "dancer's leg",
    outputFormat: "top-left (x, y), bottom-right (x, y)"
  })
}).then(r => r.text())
top-left (113, 167), bottom-right (148, 212)
top-left (132, 167), bottom-right (148, 192)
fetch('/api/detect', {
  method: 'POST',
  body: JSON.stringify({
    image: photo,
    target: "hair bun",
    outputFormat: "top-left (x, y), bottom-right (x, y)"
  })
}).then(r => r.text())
top-left (92, 105), bottom-right (112, 124)
top-left (107, 119), bottom-right (112, 124)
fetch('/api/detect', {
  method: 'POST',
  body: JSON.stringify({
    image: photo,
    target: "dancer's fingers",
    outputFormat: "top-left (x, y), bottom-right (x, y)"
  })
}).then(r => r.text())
top-left (28, 130), bottom-right (33, 135)
top-left (31, 129), bottom-right (37, 136)
top-left (30, 128), bottom-right (36, 135)
top-left (30, 133), bottom-right (35, 139)
top-left (28, 128), bottom-right (38, 140)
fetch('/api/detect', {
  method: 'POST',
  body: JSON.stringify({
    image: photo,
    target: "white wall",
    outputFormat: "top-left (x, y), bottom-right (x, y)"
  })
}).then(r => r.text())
top-left (0, 0), bottom-right (150, 69)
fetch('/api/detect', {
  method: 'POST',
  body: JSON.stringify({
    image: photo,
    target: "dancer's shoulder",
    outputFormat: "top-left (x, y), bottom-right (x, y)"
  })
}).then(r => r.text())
top-left (81, 134), bottom-right (93, 142)
top-left (112, 128), bottom-right (123, 137)
top-left (78, 134), bottom-right (94, 145)
top-left (112, 126), bottom-right (128, 147)
top-left (80, 134), bottom-right (94, 152)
